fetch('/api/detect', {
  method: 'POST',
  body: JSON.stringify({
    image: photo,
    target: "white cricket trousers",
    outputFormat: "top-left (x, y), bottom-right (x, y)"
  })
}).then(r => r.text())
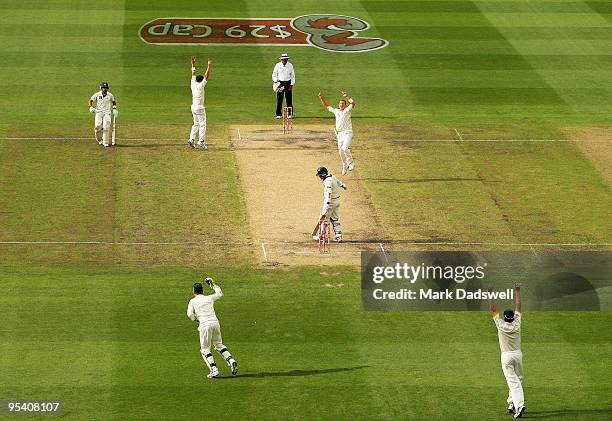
top-left (501, 350), bottom-right (524, 408)
top-left (198, 321), bottom-right (224, 354)
top-left (94, 112), bottom-right (112, 145)
top-left (190, 106), bottom-right (207, 144)
top-left (324, 198), bottom-right (342, 237)
top-left (337, 129), bottom-right (354, 166)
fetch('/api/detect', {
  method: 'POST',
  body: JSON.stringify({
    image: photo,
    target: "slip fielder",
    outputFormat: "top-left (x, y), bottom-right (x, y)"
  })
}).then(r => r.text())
top-left (487, 282), bottom-right (526, 418)
top-left (318, 90), bottom-right (356, 176)
top-left (313, 166), bottom-right (346, 243)
top-left (87, 82), bottom-right (118, 147)
top-left (187, 277), bottom-right (238, 379)
top-left (188, 56), bottom-right (212, 150)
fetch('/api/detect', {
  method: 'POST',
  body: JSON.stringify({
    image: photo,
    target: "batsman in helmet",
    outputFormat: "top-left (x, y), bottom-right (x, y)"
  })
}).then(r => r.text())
top-left (313, 166), bottom-right (347, 242)
top-left (87, 82), bottom-right (118, 147)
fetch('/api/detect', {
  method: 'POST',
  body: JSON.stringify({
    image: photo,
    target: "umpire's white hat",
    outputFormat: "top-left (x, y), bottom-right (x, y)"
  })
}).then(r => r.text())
top-left (279, 53), bottom-right (290, 60)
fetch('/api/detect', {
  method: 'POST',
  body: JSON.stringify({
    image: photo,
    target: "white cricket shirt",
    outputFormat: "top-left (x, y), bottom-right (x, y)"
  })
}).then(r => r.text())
top-left (191, 76), bottom-right (207, 110)
top-left (328, 103), bottom-right (354, 133)
top-left (272, 61), bottom-right (295, 85)
top-left (322, 175), bottom-right (345, 212)
top-left (90, 91), bottom-right (115, 114)
top-left (494, 312), bottom-right (522, 353)
top-left (187, 286), bottom-right (222, 325)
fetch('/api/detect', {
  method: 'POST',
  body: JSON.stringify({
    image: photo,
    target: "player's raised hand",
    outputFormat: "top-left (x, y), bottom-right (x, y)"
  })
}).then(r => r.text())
top-left (205, 277), bottom-right (216, 288)
top-left (487, 285), bottom-right (494, 293)
top-left (318, 91), bottom-right (323, 97)
top-left (191, 56), bottom-right (196, 66)
top-left (341, 90), bottom-right (348, 97)
top-left (514, 282), bottom-right (522, 290)
top-left (207, 58), bottom-right (213, 66)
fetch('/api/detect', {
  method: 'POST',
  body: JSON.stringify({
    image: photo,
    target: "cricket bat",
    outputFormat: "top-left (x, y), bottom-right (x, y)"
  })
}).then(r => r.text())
top-left (111, 114), bottom-right (117, 145)
top-left (311, 215), bottom-right (325, 237)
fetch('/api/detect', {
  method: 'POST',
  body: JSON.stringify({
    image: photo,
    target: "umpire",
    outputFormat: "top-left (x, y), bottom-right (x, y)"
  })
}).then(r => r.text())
top-left (272, 53), bottom-right (295, 119)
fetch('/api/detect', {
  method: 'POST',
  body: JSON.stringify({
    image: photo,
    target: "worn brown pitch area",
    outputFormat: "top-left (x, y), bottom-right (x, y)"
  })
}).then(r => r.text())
top-left (233, 124), bottom-right (386, 266)
top-left (562, 126), bottom-right (612, 185)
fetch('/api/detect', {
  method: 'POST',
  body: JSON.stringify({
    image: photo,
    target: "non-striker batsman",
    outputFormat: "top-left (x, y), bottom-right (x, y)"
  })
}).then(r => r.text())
top-left (88, 82), bottom-right (118, 147)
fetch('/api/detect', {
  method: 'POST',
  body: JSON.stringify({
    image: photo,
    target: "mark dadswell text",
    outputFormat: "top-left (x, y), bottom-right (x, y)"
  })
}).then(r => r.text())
top-left (373, 288), bottom-right (514, 301)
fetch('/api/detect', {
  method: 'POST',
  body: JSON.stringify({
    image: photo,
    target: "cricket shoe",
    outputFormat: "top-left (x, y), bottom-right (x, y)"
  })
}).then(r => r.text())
top-left (276, 115), bottom-right (282, 119)
top-left (334, 235), bottom-right (342, 243)
top-left (231, 361), bottom-right (238, 376)
top-left (507, 404), bottom-right (515, 414)
top-left (341, 164), bottom-right (347, 176)
top-left (312, 235), bottom-right (319, 241)
top-left (348, 162), bottom-right (355, 172)
top-left (513, 406), bottom-right (525, 418)
top-left (103, 144), bottom-right (110, 147)
top-left (97, 140), bottom-right (102, 145)
top-left (188, 139), bottom-right (195, 148)
top-left (198, 142), bottom-right (207, 150)
top-left (207, 368), bottom-right (219, 379)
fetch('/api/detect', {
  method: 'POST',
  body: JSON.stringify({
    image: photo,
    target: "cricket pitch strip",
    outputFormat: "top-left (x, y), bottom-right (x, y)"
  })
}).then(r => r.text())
top-left (233, 124), bottom-right (386, 266)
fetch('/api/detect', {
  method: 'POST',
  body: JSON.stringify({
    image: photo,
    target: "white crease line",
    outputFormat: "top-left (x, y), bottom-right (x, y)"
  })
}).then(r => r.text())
top-left (0, 137), bottom-right (188, 141)
top-left (261, 242), bottom-right (268, 262)
top-left (380, 243), bottom-right (389, 262)
top-left (454, 128), bottom-right (463, 141)
top-left (390, 139), bottom-right (612, 143)
top-left (0, 240), bottom-right (609, 247)
top-left (237, 128), bottom-right (242, 141)
top-left (2, 137), bottom-right (612, 143)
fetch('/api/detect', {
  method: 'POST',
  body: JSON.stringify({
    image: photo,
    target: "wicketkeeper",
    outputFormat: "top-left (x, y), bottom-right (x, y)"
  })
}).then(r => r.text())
top-left (88, 82), bottom-right (118, 147)
top-left (188, 56), bottom-right (212, 150)
top-left (187, 277), bottom-right (238, 378)
top-left (487, 282), bottom-right (526, 418)
top-left (314, 166), bottom-right (346, 242)
top-left (318, 90), bottom-right (356, 175)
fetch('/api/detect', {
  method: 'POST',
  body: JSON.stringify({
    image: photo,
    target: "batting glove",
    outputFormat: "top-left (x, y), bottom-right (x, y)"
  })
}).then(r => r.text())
top-left (89, 106), bottom-right (96, 113)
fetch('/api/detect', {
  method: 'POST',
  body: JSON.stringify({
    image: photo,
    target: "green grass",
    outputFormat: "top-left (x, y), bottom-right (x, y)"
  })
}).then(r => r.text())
top-left (1, 0), bottom-right (611, 419)
top-left (358, 130), bottom-right (611, 244)
top-left (1, 0), bottom-right (611, 127)
top-left (1, 266), bottom-right (611, 419)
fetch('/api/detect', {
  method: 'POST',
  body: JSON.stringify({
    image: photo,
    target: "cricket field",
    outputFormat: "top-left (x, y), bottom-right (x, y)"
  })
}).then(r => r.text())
top-left (1, 0), bottom-right (611, 419)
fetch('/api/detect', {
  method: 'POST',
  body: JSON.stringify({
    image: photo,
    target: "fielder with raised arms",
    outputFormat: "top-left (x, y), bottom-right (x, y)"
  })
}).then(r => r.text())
top-left (188, 56), bottom-right (212, 150)
top-left (487, 282), bottom-right (526, 418)
top-left (313, 166), bottom-right (346, 243)
top-left (187, 277), bottom-right (238, 379)
top-left (318, 90), bottom-right (356, 175)
top-left (87, 82), bottom-right (118, 147)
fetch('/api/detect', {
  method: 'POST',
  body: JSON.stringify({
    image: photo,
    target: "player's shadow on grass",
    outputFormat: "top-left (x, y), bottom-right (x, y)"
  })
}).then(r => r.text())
top-left (527, 409), bottom-right (612, 418)
top-left (218, 365), bottom-right (369, 379)
top-left (116, 143), bottom-right (186, 148)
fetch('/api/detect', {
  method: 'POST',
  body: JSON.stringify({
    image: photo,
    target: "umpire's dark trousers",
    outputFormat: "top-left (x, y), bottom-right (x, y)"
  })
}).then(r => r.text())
top-left (276, 81), bottom-right (293, 117)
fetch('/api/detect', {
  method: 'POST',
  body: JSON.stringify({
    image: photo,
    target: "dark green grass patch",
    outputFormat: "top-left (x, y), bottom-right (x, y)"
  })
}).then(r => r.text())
top-left (1, 266), bottom-right (611, 419)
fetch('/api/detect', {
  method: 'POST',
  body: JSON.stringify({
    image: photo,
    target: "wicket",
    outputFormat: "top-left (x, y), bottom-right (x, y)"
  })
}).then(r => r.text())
top-left (318, 220), bottom-right (331, 253)
top-left (282, 106), bottom-right (293, 134)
